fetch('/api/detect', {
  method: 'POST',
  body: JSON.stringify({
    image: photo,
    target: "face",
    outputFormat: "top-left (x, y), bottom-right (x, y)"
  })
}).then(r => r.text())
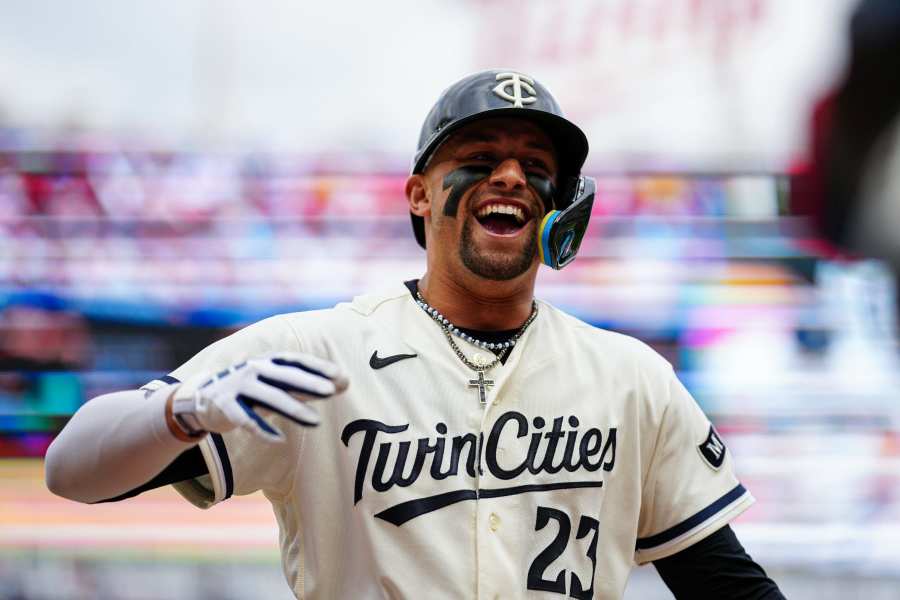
top-left (407, 118), bottom-right (558, 282)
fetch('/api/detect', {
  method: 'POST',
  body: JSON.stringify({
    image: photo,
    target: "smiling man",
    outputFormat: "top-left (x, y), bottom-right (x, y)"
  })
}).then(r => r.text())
top-left (415, 119), bottom-right (554, 281)
top-left (45, 70), bottom-right (784, 599)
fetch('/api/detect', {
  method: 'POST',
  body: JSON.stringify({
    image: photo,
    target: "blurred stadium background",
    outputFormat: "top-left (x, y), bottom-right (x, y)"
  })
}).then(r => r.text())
top-left (2, 0), bottom-right (899, 598)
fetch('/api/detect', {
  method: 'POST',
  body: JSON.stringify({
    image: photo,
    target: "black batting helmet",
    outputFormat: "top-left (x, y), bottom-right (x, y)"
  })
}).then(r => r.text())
top-left (410, 69), bottom-right (590, 249)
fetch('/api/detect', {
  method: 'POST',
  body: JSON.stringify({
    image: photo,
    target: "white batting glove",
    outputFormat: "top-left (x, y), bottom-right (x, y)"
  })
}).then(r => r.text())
top-left (171, 352), bottom-right (349, 442)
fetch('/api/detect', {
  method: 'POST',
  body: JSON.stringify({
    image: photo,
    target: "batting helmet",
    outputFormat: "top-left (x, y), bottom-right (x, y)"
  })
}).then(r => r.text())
top-left (410, 69), bottom-right (594, 269)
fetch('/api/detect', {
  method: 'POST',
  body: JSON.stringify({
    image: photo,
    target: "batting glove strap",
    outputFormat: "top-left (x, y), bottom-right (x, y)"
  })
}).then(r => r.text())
top-left (171, 390), bottom-right (208, 438)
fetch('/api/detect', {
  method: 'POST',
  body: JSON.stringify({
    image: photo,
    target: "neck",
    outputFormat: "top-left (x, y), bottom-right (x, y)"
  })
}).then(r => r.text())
top-left (418, 268), bottom-right (537, 331)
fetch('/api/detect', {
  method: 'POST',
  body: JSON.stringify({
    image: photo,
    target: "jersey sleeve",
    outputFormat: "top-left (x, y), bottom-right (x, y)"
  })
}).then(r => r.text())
top-left (140, 314), bottom-right (305, 509)
top-left (634, 360), bottom-right (754, 564)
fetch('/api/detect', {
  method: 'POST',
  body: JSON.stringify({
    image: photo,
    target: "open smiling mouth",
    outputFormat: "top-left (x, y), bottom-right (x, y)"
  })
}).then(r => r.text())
top-left (474, 203), bottom-right (531, 236)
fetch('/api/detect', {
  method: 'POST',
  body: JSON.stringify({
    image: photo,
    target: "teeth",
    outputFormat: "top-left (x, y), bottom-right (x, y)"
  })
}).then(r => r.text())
top-left (476, 204), bottom-right (526, 224)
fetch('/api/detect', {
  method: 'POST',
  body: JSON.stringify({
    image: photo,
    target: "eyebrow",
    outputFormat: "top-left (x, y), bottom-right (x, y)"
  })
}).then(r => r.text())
top-left (525, 140), bottom-right (554, 153)
top-left (452, 131), bottom-right (499, 145)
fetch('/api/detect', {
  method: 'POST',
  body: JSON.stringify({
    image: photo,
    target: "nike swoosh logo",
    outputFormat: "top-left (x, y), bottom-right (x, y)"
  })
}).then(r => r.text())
top-left (369, 351), bottom-right (417, 370)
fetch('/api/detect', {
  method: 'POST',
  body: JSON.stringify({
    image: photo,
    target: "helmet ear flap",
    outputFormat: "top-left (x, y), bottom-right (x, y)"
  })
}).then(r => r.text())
top-left (538, 177), bottom-right (596, 270)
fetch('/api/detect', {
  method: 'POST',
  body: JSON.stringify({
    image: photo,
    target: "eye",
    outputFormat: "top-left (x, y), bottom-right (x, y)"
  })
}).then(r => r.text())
top-left (522, 158), bottom-right (550, 174)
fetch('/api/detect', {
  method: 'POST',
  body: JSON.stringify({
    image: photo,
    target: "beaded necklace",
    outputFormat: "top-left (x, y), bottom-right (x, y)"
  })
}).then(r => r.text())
top-left (415, 291), bottom-right (538, 404)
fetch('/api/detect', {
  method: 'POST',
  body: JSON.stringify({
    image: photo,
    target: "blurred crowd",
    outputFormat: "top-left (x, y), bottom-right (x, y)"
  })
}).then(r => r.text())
top-left (0, 144), bottom-right (794, 320)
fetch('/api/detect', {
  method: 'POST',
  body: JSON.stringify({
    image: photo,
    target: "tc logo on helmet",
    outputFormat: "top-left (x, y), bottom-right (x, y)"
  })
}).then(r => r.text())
top-left (492, 72), bottom-right (538, 108)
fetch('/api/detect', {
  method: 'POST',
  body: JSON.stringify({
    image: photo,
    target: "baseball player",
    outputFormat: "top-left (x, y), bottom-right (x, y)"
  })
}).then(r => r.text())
top-left (46, 70), bottom-right (784, 599)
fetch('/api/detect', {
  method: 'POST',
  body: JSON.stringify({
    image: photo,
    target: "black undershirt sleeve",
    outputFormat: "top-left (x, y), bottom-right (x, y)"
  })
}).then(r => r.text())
top-left (95, 445), bottom-right (208, 503)
top-left (652, 525), bottom-right (785, 599)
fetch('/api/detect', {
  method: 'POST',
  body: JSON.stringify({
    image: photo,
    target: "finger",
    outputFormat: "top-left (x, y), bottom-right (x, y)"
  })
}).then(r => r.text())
top-left (217, 392), bottom-right (255, 429)
top-left (255, 362), bottom-right (336, 399)
top-left (268, 353), bottom-right (350, 393)
top-left (244, 380), bottom-right (322, 427)
top-left (195, 388), bottom-right (252, 434)
top-left (234, 395), bottom-right (285, 443)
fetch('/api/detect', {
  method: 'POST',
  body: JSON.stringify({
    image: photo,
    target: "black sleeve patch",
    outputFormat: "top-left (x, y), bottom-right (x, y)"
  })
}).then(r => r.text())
top-left (698, 425), bottom-right (726, 470)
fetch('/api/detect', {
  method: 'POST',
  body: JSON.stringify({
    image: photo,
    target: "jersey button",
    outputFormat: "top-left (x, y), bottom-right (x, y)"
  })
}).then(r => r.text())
top-left (489, 513), bottom-right (500, 531)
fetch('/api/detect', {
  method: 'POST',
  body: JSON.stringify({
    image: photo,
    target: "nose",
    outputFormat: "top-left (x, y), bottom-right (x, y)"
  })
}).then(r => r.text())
top-left (488, 158), bottom-right (527, 191)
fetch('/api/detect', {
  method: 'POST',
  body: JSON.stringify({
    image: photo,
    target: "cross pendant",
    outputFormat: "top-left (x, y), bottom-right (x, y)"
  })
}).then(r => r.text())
top-left (468, 370), bottom-right (495, 406)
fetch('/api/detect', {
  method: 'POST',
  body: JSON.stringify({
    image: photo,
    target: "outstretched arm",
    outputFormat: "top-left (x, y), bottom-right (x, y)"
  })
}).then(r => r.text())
top-left (45, 386), bottom-right (195, 503)
top-left (45, 352), bottom-right (348, 504)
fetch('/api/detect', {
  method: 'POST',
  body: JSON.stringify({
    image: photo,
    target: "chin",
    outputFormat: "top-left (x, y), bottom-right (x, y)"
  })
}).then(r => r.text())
top-left (467, 259), bottom-right (537, 282)
top-left (460, 229), bottom-right (538, 282)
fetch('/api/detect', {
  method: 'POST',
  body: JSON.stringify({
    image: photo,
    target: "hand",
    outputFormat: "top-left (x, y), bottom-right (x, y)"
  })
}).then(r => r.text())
top-left (171, 352), bottom-right (349, 442)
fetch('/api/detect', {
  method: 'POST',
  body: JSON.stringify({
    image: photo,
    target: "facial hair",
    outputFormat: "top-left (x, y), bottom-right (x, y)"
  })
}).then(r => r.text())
top-left (459, 216), bottom-right (537, 281)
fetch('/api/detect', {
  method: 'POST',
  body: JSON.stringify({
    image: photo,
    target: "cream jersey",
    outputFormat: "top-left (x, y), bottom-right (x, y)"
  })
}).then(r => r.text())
top-left (142, 285), bottom-right (753, 599)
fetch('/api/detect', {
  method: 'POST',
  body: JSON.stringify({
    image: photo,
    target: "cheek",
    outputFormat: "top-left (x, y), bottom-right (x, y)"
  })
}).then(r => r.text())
top-left (526, 174), bottom-right (556, 211)
top-left (441, 166), bottom-right (492, 218)
top-left (428, 198), bottom-right (456, 230)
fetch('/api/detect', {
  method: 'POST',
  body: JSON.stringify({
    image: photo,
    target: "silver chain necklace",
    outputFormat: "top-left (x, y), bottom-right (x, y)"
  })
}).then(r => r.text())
top-left (415, 290), bottom-right (538, 404)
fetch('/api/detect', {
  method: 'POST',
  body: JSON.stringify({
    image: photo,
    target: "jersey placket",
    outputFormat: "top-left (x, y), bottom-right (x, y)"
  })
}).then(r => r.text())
top-left (469, 323), bottom-right (537, 600)
top-left (424, 327), bottom-right (506, 598)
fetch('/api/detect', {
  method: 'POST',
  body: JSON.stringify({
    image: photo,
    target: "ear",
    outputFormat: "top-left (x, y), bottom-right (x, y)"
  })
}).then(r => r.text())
top-left (406, 174), bottom-right (431, 218)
